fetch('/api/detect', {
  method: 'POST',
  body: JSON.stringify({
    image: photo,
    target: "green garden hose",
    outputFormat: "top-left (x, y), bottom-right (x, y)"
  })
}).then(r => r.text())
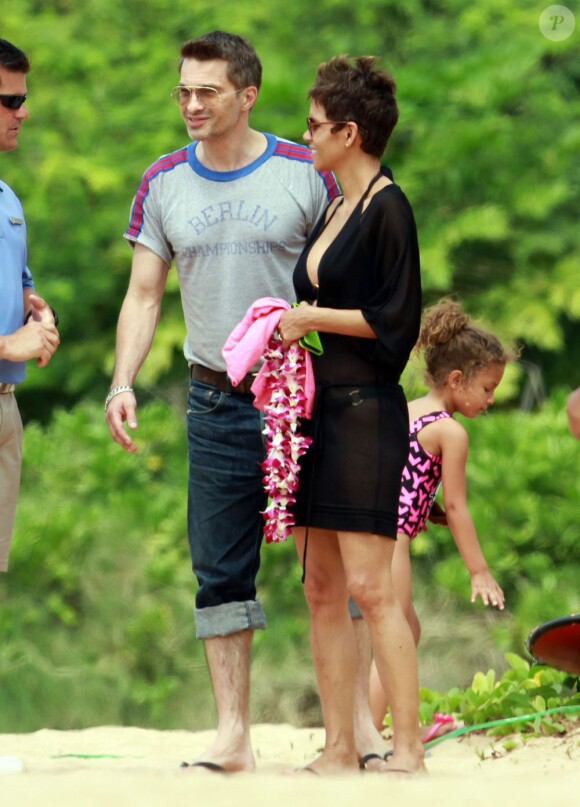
top-left (424, 704), bottom-right (580, 750)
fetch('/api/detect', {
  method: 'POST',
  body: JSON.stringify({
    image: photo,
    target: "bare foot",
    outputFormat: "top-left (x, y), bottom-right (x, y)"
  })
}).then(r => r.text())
top-left (355, 724), bottom-right (392, 770)
top-left (180, 737), bottom-right (256, 773)
top-left (384, 754), bottom-right (427, 777)
top-left (358, 753), bottom-right (391, 772)
top-left (285, 751), bottom-right (360, 776)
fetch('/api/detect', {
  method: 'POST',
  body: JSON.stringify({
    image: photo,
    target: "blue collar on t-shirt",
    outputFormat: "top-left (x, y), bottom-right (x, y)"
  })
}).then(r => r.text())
top-left (186, 132), bottom-right (277, 182)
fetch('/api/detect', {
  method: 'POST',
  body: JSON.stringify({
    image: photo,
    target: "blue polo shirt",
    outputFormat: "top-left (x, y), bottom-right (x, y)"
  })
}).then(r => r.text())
top-left (0, 179), bottom-right (34, 384)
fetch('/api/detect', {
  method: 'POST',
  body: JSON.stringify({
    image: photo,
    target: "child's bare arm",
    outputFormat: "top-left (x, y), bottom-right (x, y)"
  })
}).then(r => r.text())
top-left (440, 422), bottom-right (504, 610)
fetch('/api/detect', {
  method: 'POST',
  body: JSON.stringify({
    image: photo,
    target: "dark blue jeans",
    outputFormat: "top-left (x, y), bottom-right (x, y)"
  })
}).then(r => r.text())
top-left (187, 379), bottom-right (267, 639)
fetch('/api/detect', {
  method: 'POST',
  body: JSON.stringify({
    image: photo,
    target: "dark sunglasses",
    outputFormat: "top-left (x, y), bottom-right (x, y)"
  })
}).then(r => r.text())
top-left (306, 117), bottom-right (348, 136)
top-left (0, 94), bottom-right (27, 110)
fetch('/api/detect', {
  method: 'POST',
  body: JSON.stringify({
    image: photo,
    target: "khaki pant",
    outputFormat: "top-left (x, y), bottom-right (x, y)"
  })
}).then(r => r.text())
top-left (0, 392), bottom-right (23, 572)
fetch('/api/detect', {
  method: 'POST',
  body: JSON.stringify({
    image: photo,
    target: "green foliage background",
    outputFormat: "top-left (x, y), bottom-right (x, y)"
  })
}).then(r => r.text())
top-left (1, 0), bottom-right (579, 731)
top-left (2, 0), bottom-right (578, 417)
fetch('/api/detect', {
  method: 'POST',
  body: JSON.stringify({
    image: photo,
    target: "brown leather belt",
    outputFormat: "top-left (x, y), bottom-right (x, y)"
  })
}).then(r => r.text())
top-left (0, 383), bottom-right (16, 394)
top-left (189, 364), bottom-right (256, 395)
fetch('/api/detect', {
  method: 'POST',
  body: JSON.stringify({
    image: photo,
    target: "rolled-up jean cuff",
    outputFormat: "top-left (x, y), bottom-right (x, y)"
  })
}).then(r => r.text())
top-left (194, 599), bottom-right (267, 639)
top-left (348, 596), bottom-right (363, 619)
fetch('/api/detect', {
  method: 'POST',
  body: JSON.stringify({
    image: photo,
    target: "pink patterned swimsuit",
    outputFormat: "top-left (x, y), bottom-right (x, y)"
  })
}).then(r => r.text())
top-left (397, 411), bottom-right (451, 539)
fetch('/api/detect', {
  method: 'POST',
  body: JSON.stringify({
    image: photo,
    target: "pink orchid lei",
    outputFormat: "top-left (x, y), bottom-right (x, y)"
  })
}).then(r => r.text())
top-left (260, 334), bottom-right (313, 543)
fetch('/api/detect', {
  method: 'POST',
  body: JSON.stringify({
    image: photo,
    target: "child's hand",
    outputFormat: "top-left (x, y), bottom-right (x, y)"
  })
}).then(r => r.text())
top-left (470, 570), bottom-right (505, 610)
top-left (428, 501), bottom-right (448, 527)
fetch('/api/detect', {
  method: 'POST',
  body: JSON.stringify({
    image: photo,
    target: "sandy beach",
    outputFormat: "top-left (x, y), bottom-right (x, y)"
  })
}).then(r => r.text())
top-left (0, 722), bottom-right (578, 806)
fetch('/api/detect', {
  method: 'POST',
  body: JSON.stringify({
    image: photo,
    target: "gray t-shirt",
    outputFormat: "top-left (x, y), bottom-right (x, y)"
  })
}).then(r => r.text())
top-left (125, 133), bottom-right (337, 371)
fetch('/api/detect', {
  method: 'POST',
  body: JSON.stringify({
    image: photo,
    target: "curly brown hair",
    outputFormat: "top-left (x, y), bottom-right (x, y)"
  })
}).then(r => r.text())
top-left (307, 55), bottom-right (398, 158)
top-left (417, 299), bottom-right (515, 387)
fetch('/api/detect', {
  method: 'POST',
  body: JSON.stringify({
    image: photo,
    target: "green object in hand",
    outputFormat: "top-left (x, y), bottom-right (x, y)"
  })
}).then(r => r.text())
top-left (300, 330), bottom-right (323, 355)
top-left (292, 302), bottom-right (324, 355)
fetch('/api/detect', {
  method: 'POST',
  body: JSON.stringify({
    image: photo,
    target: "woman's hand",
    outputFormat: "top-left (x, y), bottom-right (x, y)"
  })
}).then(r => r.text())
top-left (278, 301), bottom-right (315, 348)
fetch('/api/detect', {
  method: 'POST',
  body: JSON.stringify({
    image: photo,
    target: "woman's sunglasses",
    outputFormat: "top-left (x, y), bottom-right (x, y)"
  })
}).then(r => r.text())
top-left (0, 94), bottom-right (27, 110)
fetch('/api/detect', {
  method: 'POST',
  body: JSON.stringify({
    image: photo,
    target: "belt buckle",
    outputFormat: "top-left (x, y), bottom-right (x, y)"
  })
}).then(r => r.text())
top-left (349, 389), bottom-right (363, 406)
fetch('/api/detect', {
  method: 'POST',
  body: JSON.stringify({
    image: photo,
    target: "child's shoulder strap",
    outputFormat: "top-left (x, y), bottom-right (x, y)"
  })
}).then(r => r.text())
top-left (410, 410), bottom-right (452, 434)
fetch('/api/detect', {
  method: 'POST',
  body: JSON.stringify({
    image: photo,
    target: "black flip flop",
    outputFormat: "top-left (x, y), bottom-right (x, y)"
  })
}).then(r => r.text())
top-left (358, 750), bottom-right (393, 770)
top-left (180, 760), bottom-right (227, 773)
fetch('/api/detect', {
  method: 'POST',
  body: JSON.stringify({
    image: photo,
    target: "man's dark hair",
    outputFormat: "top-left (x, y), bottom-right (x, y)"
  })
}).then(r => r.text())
top-left (179, 31), bottom-right (261, 90)
top-left (0, 39), bottom-right (30, 76)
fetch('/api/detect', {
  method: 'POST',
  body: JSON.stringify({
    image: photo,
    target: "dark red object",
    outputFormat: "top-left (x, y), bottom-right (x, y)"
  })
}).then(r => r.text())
top-left (526, 614), bottom-right (580, 674)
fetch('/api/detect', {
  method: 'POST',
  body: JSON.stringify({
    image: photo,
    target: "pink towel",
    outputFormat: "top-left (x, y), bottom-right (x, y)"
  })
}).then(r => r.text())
top-left (222, 297), bottom-right (315, 418)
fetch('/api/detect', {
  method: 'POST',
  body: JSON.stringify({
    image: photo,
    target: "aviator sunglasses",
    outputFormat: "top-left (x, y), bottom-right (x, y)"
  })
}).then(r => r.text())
top-left (0, 94), bottom-right (27, 110)
top-left (171, 85), bottom-right (244, 107)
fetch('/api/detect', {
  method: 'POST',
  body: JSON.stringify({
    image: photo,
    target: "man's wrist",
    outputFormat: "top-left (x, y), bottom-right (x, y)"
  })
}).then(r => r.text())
top-left (25, 307), bottom-right (59, 326)
top-left (104, 385), bottom-right (135, 413)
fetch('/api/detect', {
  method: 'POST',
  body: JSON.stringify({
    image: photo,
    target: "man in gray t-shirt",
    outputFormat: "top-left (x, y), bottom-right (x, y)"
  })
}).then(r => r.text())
top-left (105, 31), bottom-right (337, 772)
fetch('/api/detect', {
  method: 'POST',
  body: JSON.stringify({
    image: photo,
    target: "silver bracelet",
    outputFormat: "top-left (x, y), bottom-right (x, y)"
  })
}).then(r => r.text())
top-left (104, 385), bottom-right (134, 413)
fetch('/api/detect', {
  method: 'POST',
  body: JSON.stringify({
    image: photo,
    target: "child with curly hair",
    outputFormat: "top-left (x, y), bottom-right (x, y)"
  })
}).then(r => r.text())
top-left (355, 298), bottom-right (513, 768)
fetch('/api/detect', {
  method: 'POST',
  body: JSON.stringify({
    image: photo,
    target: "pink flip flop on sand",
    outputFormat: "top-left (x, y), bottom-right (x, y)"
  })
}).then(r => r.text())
top-left (422, 712), bottom-right (455, 744)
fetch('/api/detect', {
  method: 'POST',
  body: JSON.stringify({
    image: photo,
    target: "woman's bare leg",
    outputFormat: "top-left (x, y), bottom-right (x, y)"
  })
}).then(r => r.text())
top-left (368, 534), bottom-right (419, 729)
top-left (294, 527), bottom-right (359, 773)
top-left (341, 531), bottom-right (425, 774)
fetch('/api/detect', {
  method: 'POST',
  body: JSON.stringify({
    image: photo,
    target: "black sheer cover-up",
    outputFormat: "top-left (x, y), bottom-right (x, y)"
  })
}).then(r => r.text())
top-left (291, 169), bottom-right (422, 538)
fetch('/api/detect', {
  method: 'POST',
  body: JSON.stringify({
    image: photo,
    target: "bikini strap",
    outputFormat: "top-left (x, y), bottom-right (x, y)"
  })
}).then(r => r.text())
top-left (320, 169), bottom-right (383, 231)
top-left (358, 169), bottom-right (384, 208)
top-left (322, 196), bottom-right (344, 229)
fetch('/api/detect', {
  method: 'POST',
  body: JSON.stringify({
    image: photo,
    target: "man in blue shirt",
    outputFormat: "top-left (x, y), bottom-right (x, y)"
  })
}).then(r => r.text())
top-left (0, 38), bottom-right (59, 572)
